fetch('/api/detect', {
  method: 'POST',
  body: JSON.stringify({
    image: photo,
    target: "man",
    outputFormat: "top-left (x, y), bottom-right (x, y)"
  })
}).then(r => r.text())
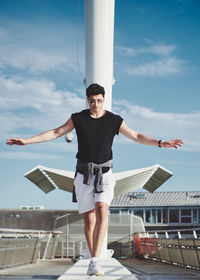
top-left (6, 83), bottom-right (183, 276)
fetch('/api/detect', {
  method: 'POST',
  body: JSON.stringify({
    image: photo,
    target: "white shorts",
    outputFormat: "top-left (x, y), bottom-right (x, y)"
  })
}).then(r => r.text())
top-left (74, 169), bottom-right (115, 213)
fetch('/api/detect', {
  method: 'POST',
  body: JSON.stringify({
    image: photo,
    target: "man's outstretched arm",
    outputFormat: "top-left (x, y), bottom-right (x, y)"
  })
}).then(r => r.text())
top-left (6, 117), bottom-right (74, 146)
top-left (119, 121), bottom-right (183, 149)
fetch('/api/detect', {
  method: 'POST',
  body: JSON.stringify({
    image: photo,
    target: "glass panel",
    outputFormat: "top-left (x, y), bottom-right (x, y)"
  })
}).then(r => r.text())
top-left (145, 210), bottom-right (151, 223)
top-left (134, 210), bottom-right (144, 220)
top-left (121, 209), bottom-right (128, 214)
top-left (181, 217), bottom-right (191, 223)
top-left (110, 209), bottom-right (119, 214)
top-left (181, 209), bottom-right (191, 216)
top-left (199, 209), bottom-right (200, 223)
top-left (157, 210), bottom-right (161, 223)
top-left (193, 209), bottom-right (198, 223)
top-left (163, 209), bottom-right (168, 224)
top-left (169, 209), bottom-right (179, 223)
top-left (152, 209), bottom-right (156, 223)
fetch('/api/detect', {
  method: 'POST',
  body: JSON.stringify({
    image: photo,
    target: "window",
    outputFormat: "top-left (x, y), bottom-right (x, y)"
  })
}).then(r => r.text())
top-left (152, 209), bottom-right (156, 223)
top-left (163, 209), bottom-right (168, 224)
top-left (169, 209), bottom-right (179, 223)
top-left (181, 209), bottom-right (191, 216)
top-left (193, 209), bottom-right (198, 223)
top-left (157, 210), bottom-right (162, 223)
top-left (121, 209), bottom-right (128, 214)
top-left (199, 209), bottom-right (200, 223)
top-left (181, 209), bottom-right (191, 223)
top-left (110, 209), bottom-right (119, 214)
top-left (181, 217), bottom-right (191, 223)
top-left (145, 210), bottom-right (151, 223)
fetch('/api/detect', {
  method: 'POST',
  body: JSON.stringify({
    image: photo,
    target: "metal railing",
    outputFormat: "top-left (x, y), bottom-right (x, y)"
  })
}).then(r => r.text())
top-left (135, 228), bottom-right (200, 270)
top-left (0, 228), bottom-right (62, 269)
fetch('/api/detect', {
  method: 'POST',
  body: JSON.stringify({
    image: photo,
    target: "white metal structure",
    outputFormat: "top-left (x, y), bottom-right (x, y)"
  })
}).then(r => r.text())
top-left (85, 0), bottom-right (115, 110)
top-left (25, 164), bottom-right (172, 196)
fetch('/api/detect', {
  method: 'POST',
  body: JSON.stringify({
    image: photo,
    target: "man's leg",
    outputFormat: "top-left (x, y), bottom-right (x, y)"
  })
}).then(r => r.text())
top-left (83, 209), bottom-right (96, 256)
top-left (86, 202), bottom-right (108, 276)
top-left (92, 202), bottom-right (109, 257)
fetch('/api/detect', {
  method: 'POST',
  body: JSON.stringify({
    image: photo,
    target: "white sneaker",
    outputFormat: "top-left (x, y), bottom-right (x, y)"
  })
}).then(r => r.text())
top-left (87, 260), bottom-right (104, 276)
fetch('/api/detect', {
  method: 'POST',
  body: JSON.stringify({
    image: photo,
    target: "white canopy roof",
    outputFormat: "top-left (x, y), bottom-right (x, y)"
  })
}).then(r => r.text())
top-left (24, 164), bottom-right (172, 196)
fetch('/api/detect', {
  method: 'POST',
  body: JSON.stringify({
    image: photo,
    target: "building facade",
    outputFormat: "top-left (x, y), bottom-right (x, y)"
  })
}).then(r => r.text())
top-left (110, 191), bottom-right (200, 231)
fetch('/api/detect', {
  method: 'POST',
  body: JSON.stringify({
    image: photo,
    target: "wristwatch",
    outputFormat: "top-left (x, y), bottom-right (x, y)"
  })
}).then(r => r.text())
top-left (158, 140), bottom-right (162, 148)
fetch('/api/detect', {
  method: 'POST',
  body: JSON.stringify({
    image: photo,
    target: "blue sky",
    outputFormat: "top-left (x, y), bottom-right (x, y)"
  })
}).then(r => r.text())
top-left (0, 0), bottom-right (200, 210)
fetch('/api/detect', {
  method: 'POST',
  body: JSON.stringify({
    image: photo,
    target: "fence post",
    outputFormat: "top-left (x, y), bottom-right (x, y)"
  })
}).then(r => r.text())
top-left (178, 231), bottom-right (182, 239)
top-left (193, 230), bottom-right (197, 239)
top-left (42, 232), bottom-right (52, 260)
top-left (31, 236), bottom-right (41, 263)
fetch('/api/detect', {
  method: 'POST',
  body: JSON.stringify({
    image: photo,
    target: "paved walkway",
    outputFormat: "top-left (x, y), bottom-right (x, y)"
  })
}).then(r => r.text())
top-left (0, 258), bottom-right (200, 280)
top-left (119, 258), bottom-right (200, 280)
top-left (0, 259), bottom-right (73, 280)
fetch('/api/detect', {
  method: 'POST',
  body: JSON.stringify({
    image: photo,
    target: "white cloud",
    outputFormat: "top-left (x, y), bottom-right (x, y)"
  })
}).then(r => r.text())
top-left (146, 44), bottom-right (177, 56)
top-left (116, 42), bottom-right (186, 77)
top-left (0, 76), bottom-right (84, 111)
top-left (126, 56), bottom-right (184, 77)
top-left (113, 100), bottom-right (200, 152)
top-left (116, 46), bottom-right (137, 56)
top-left (0, 76), bottom-right (85, 140)
top-left (0, 24), bottom-right (84, 74)
top-left (0, 46), bottom-right (72, 73)
top-left (116, 43), bottom-right (177, 57)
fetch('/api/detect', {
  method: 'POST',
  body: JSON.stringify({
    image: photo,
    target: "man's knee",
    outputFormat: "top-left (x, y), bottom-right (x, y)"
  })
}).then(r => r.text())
top-left (95, 202), bottom-right (109, 223)
top-left (83, 209), bottom-right (95, 229)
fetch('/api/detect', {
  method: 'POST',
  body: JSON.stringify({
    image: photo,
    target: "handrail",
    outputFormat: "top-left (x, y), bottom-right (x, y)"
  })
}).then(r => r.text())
top-left (0, 228), bottom-right (63, 268)
top-left (0, 228), bottom-right (62, 234)
top-left (146, 227), bottom-right (200, 234)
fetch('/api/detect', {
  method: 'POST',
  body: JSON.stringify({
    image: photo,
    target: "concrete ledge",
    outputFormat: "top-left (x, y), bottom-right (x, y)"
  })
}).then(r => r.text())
top-left (57, 258), bottom-right (138, 280)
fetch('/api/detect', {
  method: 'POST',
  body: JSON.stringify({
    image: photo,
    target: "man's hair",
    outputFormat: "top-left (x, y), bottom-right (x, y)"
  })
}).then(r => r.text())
top-left (86, 83), bottom-right (105, 98)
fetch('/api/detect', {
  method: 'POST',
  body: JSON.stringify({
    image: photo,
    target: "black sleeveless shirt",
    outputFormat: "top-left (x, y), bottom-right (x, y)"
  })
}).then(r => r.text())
top-left (71, 109), bottom-right (123, 164)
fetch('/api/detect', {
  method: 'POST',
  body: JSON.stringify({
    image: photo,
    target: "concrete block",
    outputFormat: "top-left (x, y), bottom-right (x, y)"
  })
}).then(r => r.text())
top-left (57, 258), bottom-right (138, 280)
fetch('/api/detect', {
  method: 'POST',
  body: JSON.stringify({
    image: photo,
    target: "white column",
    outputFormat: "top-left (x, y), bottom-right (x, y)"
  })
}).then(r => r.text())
top-left (85, 0), bottom-right (115, 111)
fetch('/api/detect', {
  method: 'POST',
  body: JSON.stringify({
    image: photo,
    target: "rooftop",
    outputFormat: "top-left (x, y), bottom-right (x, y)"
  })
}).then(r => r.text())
top-left (111, 191), bottom-right (200, 207)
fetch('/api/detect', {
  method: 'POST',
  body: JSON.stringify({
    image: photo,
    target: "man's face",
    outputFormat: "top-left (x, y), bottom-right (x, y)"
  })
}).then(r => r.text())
top-left (87, 94), bottom-right (104, 113)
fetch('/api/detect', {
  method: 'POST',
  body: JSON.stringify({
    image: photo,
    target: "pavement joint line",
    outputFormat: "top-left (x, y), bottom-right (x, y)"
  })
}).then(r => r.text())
top-left (124, 265), bottom-right (141, 275)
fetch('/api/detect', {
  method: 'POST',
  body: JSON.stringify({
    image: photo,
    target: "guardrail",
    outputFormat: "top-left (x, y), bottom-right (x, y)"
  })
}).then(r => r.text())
top-left (0, 228), bottom-right (62, 269)
top-left (134, 228), bottom-right (200, 270)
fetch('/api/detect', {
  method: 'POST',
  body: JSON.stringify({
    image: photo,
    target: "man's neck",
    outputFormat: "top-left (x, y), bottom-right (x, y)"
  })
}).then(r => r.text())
top-left (90, 109), bottom-right (106, 119)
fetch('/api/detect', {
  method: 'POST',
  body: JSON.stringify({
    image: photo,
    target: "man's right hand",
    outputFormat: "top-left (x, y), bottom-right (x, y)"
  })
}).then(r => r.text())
top-left (6, 138), bottom-right (27, 146)
top-left (6, 117), bottom-right (75, 146)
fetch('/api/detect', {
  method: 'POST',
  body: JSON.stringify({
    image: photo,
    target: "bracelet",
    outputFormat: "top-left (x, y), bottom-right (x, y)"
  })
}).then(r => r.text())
top-left (158, 140), bottom-right (162, 148)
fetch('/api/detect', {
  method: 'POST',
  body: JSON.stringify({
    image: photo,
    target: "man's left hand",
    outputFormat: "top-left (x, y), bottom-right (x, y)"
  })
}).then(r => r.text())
top-left (160, 139), bottom-right (183, 149)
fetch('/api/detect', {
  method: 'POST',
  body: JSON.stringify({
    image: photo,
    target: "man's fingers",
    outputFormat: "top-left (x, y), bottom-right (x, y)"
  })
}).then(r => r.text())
top-left (6, 139), bottom-right (14, 145)
top-left (6, 138), bottom-right (24, 146)
top-left (163, 139), bottom-right (183, 149)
